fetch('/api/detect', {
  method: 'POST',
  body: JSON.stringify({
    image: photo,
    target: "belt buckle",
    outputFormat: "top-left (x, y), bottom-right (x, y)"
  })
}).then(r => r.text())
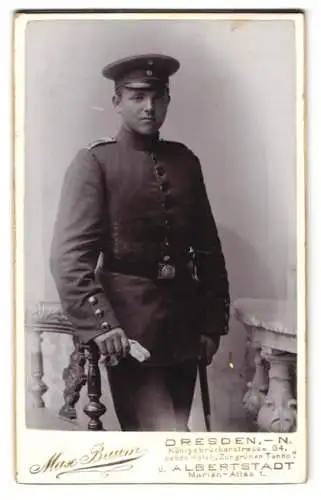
top-left (157, 262), bottom-right (176, 280)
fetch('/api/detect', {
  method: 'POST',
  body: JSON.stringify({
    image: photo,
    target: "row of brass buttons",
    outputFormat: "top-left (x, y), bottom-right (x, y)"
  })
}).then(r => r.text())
top-left (151, 152), bottom-right (172, 261)
top-left (88, 295), bottom-right (110, 331)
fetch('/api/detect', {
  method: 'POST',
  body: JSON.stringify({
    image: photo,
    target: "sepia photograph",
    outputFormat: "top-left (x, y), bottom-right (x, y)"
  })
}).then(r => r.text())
top-left (14, 10), bottom-right (306, 484)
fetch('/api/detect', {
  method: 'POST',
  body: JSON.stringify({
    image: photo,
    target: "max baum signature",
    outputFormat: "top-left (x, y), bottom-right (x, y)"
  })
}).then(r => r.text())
top-left (29, 443), bottom-right (147, 479)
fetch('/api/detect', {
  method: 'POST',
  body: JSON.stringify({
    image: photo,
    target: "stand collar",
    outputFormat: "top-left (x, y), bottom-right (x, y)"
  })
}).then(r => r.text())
top-left (116, 126), bottom-right (160, 151)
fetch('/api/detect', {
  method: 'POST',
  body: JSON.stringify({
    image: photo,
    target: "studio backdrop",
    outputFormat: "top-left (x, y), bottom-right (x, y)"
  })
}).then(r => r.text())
top-left (23, 17), bottom-right (297, 432)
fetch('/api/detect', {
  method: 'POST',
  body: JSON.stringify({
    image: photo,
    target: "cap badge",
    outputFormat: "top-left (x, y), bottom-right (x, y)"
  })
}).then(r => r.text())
top-left (146, 59), bottom-right (154, 77)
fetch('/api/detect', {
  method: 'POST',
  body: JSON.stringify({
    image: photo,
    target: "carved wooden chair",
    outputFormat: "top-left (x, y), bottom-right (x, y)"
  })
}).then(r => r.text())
top-left (26, 301), bottom-right (106, 431)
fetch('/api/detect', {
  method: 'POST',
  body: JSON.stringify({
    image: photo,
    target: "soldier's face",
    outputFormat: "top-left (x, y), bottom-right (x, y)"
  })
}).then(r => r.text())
top-left (113, 87), bottom-right (170, 135)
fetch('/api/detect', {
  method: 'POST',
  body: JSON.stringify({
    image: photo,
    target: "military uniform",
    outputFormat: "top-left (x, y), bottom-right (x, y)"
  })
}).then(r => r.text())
top-left (50, 54), bottom-right (230, 431)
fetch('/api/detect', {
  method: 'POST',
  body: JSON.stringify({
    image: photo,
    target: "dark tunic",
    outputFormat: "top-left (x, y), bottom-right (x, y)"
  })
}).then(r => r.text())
top-left (50, 127), bottom-right (230, 366)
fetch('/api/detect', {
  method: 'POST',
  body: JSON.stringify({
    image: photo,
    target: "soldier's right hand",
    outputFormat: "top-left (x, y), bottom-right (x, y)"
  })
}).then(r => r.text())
top-left (94, 327), bottom-right (130, 366)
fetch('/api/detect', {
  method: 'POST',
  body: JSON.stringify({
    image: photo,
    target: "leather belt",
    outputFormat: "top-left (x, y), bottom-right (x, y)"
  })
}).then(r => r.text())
top-left (106, 258), bottom-right (190, 281)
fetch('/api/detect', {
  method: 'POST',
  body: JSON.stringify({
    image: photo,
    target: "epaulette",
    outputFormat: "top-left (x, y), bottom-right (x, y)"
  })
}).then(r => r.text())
top-left (86, 137), bottom-right (116, 150)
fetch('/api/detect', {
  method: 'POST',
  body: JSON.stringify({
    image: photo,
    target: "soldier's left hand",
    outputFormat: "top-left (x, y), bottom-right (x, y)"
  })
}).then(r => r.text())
top-left (199, 335), bottom-right (221, 365)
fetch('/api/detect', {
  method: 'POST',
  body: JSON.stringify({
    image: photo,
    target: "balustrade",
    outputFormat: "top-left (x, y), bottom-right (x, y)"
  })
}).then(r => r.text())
top-left (25, 301), bottom-right (106, 430)
top-left (234, 298), bottom-right (297, 432)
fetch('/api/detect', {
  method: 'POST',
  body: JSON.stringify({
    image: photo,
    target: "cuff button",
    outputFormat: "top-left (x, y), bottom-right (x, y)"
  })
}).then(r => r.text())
top-left (88, 296), bottom-right (98, 305)
top-left (95, 308), bottom-right (104, 318)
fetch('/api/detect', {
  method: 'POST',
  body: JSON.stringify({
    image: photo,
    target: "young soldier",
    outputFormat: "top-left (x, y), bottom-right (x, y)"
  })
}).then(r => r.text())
top-left (50, 54), bottom-right (230, 431)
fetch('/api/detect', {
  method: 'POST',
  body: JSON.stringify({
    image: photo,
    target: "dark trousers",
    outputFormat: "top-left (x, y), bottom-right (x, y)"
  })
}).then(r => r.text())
top-left (107, 357), bottom-right (198, 431)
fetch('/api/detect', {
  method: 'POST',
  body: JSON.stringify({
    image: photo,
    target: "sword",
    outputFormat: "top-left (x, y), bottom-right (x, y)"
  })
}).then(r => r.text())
top-left (198, 360), bottom-right (211, 432)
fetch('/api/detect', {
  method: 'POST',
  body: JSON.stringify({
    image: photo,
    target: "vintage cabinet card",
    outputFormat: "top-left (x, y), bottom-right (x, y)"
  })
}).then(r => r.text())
top-left (13, 10), bottom-right (306, 484)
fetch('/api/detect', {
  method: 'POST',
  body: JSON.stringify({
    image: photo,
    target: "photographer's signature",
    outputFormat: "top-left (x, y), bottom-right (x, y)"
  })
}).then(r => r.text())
top-left (29, 443), bottom-right (147, 479)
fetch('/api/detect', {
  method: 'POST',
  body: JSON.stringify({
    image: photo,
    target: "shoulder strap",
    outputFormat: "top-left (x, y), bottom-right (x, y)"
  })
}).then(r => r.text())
top-left (86, 137), bottom-right (116, 150)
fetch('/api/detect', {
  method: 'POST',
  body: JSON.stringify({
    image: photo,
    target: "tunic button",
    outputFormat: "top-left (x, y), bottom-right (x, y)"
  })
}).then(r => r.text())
top-left (101, 321), bottom-right (109, 330)
top-left (156, 166), bottom-right (165, 176)
top-left (88, 296), bottom-right (98, 305)
top-left (95, 308), bottom-right (104, 318)
top-left (160, 181), bottom-right (169, 193)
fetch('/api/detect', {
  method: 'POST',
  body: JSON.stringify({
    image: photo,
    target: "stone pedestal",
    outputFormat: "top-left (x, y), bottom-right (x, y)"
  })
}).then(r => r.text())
top-left (234, 298), bottom-right (297, 432)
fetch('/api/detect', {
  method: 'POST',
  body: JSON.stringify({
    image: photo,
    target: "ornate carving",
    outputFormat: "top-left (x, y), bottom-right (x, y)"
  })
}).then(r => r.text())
top-left (83, 342), bottom-right (106, 431)
top-left (257, 349), bottom-right (297, 432)
top-left (59, 336), bottom-right (87, 420)
top-left (234, 298), bottom-right (297, 433)
top-left (26, 301), bottom-right (109, 430)
top-left (243, 346), bottom-right (269, 418)
top-left (26, 302), bottom-right (74, 335)
top-left (29, 328), bottom-right (48, 408)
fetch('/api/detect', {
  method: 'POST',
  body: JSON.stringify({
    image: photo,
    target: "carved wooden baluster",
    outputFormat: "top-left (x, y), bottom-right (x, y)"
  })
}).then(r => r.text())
top-left (257, 348), bottom-right (297, 432)
top-left (29, 327), bottom-right (48, 408)
top-left (83, 341), bottom-right (106, 430)
top-left (243, 343), bottom-right (269, 419)
top-left (59, 336), bottom-right (87, 420)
